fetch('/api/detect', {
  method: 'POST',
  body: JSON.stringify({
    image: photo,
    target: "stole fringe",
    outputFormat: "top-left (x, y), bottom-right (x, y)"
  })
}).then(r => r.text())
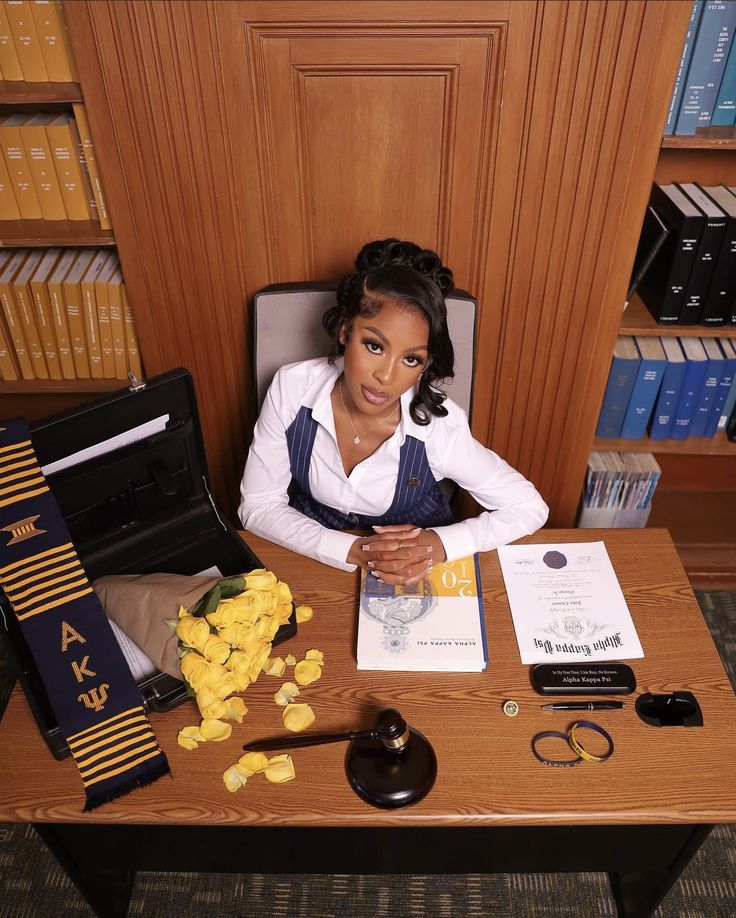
top-left (83, 755), bottom-right (171, 812)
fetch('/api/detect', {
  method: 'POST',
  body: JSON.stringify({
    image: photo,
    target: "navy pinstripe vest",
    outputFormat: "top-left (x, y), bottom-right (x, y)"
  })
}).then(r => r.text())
top-left (286, 406), bottom-right (453, 530)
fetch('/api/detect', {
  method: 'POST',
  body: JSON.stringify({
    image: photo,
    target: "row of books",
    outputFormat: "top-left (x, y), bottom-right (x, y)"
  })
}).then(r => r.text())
top-left (596, 335), bottom-right (736, 441)
top-left (0, 106), bottom-right (110, 226)
top-left (0, 248), bottom-right (141, 382)
top-left (665, 1), bottom-right (736, 135)
top-left (0, 0), bottom-right (77, 83)
top-left (632, 183), bottom-right (736, 326)
top-left (579, 453), bottom-right (661, 529)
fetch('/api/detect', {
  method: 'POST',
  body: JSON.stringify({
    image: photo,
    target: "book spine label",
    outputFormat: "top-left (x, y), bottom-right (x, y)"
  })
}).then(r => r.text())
top-left (712, 26), bottom-right (736, 125)
top-left (72, 104), bottom-right (111, 230)
top-left (595, 354), bottom-right (638, 439)
top-left (108, 281), bottom-right (128, 379)
top-left (690, 359), bottom-right (723, 436)
top-left (30, 278), bottom-right (62, 379)
top-left (649, 362), bottom-right (687, 439)
top-left (5, 0), bottom-right (48, 81)
top-left (665, 1), bottom-right (705, 133)
top-left (30, 0), bottom-right (75, 82)
top-left (81, 278), bottom-right (103, 378)
top-left (63, 277), bottom-right (90, 377)
top-left (0, 149), bottom-right (21, 220)
top-left (0, 124), bottom-right (42, 219)
top-left (47, 278), bottom-right (75, 379)
top-left (0, 281), bottom-right (34, 378)
top-left (13, 278), bottom-right (48, 378)
top-left (122, 284), bottom-right (142, 379)
top-left (679, 217), bottom-right (727, 324)
top-left (0, 3), bottom-right (24, 80)
top-left (46, 122), bottom-right (91, 220)
top-left (676, 1), bottom-right (732, 135)
top-left (22, 123), bottom-right (67, 221)
top-left (95, 277), bottom-right (115, 377)
top-left (619, 359), bottom-right (666, 440)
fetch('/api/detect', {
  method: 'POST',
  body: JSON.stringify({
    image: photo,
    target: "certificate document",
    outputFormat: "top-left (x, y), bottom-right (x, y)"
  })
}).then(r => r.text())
top-left (497, 541), bottom-right (644, 664)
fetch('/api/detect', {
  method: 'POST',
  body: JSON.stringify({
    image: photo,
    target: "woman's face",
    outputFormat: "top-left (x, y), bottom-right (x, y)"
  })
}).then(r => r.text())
top-left (339, 298), bottom-right (429, 419)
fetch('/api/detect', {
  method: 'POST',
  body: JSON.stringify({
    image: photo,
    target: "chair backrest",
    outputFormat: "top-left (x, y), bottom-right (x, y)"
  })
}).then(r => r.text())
top-left (254, 281), bottom-right (476, 418)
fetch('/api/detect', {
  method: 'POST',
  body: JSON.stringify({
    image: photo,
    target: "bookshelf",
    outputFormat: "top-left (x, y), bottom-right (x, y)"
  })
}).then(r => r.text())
top-left (596, 130), bottom-right (736, 586)
top-left (0, 7), bottom-right (134, 409)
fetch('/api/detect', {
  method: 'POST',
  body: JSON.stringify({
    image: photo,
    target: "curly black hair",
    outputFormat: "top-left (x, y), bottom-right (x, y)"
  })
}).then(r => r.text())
top-left (323, 238), bottom-right (455, 424)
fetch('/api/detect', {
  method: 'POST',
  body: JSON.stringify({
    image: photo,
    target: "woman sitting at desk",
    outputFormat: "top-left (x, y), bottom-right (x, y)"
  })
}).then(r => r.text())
top-left (239, 238), bottom-right (548, 585)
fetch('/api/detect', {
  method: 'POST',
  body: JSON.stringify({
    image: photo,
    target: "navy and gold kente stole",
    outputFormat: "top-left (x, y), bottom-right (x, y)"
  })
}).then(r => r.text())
top-left (0, 418), bottom-right (169, 810)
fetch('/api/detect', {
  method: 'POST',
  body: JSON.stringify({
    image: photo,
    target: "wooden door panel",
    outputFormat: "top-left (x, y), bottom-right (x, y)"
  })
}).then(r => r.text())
top-left (64, 1), bottom-right (691, 527)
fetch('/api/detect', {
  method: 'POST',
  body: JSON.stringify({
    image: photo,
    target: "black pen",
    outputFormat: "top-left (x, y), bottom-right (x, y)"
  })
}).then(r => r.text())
top-left (541, 701), bottom-right (626, 711)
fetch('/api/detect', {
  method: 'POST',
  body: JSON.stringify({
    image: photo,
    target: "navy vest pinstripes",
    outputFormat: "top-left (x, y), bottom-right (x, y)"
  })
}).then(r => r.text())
top-left (285, 405), bottom-right (453, 530)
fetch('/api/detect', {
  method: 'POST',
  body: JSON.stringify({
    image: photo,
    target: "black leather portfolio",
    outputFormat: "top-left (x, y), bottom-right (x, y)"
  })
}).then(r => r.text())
top-left (0, 368), bottom-right (296, 759)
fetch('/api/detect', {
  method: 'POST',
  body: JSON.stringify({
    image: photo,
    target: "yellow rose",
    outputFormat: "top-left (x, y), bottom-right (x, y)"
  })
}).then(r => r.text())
top-left (248, 642), bottom-right (272, 683)
top-left (207, 670), bottom-right (239, 700)
top-left (176, 614), bottom-right (211, 650)
top-left (199, 633), bottom-right (231, 665)
top-left (196, 689), bottom-right (226, 720)
top-left (179, 651), bottom-right (210, 692)
top-left (218, 622), bottom-right (257, 650)
top-left (274, 581), bottom-right (292, 604)
top-left (243, 569), bottom-right (278, 591)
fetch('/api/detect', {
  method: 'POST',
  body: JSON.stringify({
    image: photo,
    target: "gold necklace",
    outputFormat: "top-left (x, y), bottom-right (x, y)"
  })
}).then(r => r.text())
top-left (338, 378), bottom-right (399, 445)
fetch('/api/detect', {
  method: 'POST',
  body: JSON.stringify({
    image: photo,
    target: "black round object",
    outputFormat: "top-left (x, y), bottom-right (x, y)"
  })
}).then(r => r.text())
top-left (345, 727), bottom-right (437, 808)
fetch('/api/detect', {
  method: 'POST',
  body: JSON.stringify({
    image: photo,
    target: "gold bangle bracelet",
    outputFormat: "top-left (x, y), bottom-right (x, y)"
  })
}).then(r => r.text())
top-left (568, 720), bottom-right (614, 764)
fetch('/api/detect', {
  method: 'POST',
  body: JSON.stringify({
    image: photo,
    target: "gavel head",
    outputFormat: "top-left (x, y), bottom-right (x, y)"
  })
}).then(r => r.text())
top-left (376, 708), bottom-right (411, 753)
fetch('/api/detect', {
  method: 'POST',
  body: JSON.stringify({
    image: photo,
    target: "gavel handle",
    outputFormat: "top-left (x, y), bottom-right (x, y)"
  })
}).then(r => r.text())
top-left (243, 728), bottom-right (377, 752)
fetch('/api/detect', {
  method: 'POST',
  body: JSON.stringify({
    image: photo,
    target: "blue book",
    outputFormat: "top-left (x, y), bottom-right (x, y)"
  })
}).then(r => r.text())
top-left (712, 25), bottom-right (736, 124)
top-left (706, 338), bottom-right (736, 434)
top-left (671, 337), bottom-right (709, 438)
top-left (716, 337), bottom-right (736, 429)
top-left (690, 337), bottom-right (725, 435)
top-left (595, 337), bottom-right (639, 439)
top-left (665, 1), bottom-right (706, 134)
top-left (620, 337), bottom-right (667, 439)
top-left (698, 2), bottom-right (736, 126)
top-left (650, 337), bottom-right (688, 439)
top-left (676, 2), bottom-right (736, 135)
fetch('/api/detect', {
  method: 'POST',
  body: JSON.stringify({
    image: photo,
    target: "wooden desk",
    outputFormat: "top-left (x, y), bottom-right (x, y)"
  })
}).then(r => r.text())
top-left (1, 529), bottom-right (735, 918)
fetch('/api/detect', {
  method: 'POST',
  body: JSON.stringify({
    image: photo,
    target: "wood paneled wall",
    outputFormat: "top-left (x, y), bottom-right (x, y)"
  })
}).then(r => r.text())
top-left (64, 0), bottom-right (690, 523)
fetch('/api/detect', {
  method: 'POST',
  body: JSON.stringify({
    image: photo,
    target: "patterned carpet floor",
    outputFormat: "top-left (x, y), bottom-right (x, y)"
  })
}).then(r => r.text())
top-left (1, 590), bottom-right (735, 918)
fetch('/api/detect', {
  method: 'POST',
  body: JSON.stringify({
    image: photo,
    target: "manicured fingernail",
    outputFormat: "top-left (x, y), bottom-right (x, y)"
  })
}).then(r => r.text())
top-left (362, 545), bottom-right (372, 551)
top-left (427, 546), bottom-right (432, 553)
top-left (372, 526), bottom-right (386, 531)
top-left (409, 528), bottom-right (421, 535)
top-left (367, 560), bottom-right (375, 568)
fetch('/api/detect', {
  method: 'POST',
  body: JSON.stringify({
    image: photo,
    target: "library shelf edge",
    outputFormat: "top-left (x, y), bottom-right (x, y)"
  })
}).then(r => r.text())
top-left (592, 432), bottom-right (734, 456)
top-left (0, 221), bottom-right (115, 248)
top-left (621, 296), bottom-right (736, 337)
top-left (0, 82), bottom-right (83, 106)
top-left (0, 378), bottom-right (125, 395)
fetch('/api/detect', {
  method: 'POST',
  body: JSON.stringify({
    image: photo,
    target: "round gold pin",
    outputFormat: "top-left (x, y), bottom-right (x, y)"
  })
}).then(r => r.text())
top-left (502, 700), bottom-right (519, 717)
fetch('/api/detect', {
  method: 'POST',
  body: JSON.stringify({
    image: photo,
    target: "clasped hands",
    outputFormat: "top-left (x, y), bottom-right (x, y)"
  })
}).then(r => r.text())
top-left (347, 523), bottom-right (446, 585)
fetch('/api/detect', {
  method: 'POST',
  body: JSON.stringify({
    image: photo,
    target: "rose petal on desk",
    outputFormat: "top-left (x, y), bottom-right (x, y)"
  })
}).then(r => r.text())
top-left (264, 754), bottom-right (296, 784)
top-left (305, 649), bottom-right (324, 665)
top-left (274, 682), bottom-right (300, 706)
top-left (283, 703), bottom-right (315, 733)
top-left (294, 660), bottom-right (321, 686)
top-left (295, 605), bottom-right (313, 622)
top-left (200, 718), bottom-right (232, 742)
top-left (239, 751), bottom-right (269, 774)
top-left (264, 656), bottom-right (286, 676)
top-left (177, 725), bottom-right (205, 750)
top-left (223, 763), bottom-right (251, 793)
top-left (285, 654), bottom-right (296, 666)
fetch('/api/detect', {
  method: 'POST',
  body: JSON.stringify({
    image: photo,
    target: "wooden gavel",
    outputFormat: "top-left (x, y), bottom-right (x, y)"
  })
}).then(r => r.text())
top-left (243, 707), bottom-right (411, 754)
